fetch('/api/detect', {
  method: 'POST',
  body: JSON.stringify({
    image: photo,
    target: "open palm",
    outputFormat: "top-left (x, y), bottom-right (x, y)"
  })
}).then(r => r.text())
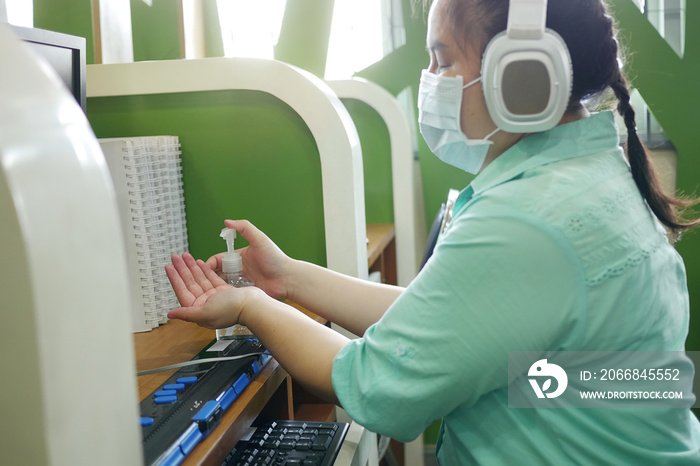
top-left (165, 252), bottom-right (244, 329)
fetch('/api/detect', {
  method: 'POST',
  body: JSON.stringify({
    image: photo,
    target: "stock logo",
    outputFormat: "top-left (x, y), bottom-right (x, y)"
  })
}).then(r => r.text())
top-left (528, 359), bottom-right (568, 399)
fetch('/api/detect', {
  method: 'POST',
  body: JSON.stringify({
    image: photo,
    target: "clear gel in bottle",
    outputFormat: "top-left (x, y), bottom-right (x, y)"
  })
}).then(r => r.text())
top-left (216, 227), bottom-right (255, 340)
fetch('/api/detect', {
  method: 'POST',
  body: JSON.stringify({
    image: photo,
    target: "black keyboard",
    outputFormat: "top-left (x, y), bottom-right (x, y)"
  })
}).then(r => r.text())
top-left (223, 420), bottom-right (349, 466)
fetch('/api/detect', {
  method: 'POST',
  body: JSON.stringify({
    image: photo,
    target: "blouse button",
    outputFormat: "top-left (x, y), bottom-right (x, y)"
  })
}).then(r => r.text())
top-left (395, 343), bottom-right (407, 356)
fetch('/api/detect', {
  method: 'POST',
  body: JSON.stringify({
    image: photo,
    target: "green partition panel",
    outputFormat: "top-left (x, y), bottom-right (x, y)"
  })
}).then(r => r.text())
top-left (130, 0), bottom-right (181, 61)
top-left (341, 98), bottom-right (394, 225)
top-left (33, 0), bottom-right (95, 64)
top-left (87, 90), bottom-right (326, 267)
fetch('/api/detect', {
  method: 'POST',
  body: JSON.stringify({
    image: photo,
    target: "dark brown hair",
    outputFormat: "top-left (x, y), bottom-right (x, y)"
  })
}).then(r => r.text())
top-left (425, 0), bottom-right (698, 236)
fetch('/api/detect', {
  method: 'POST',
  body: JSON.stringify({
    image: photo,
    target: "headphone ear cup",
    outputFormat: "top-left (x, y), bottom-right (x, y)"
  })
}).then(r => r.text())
top-left (481, 29), bottom-right (572, 133)
top-left (500, 59), bottom-right (553, 115)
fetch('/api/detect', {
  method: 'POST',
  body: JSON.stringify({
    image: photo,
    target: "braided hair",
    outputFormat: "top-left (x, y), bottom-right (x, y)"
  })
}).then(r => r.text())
top-left (431, 0), bottom-right (699, 235)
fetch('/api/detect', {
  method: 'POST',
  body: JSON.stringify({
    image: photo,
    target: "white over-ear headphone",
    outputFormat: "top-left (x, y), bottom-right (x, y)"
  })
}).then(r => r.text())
top-left (481, 0), bottom-right (573, 133)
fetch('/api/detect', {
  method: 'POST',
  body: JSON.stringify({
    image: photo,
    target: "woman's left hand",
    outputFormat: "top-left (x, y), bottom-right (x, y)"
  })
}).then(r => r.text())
top-left (165, 252), bottom-right (254, 329)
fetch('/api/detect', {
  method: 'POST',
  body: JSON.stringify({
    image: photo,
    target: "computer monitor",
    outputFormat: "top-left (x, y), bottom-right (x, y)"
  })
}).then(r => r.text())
top-left (9, 24), bottom-right (87, 112)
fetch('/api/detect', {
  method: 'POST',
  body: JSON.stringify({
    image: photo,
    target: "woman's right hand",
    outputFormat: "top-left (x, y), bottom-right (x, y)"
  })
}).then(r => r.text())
top-left (206, 219), bottom-right (293, 300)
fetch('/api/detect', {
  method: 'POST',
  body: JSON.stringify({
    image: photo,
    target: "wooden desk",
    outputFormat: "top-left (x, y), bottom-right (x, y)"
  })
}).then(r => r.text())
top-left (134, 319), bottom-right (217, 402)
top-left (134, 307), bottom-right (332, 466)
top-left (134, 319), bottom-right (288, 465)
top-left (366, 223), bottom-right (396, 285)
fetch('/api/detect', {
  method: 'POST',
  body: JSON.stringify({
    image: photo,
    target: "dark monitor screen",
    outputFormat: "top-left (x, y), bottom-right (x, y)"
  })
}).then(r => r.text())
top-left (9, 25), bottom-right (87, 112)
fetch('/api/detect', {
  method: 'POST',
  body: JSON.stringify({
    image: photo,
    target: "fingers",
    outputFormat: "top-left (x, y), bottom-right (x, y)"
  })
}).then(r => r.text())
top-left (224, 219), bottom-right (262, 246)
top-left (167, 253), bottom-right (217, 306)
top-left (167, 253), bottom-right (230, 301)
top-left (170, 254), bottom-right (204, 297)
top-left (183, 253), bottom-right (214, 292)
top-left (165, 263), bottom-right (196, 307)
top-left (197, 259), bottom-right (227, 287)
top-left (205, 253), bottom-right (223, 271)
top-left (173, 253), bottom-right (214, 297)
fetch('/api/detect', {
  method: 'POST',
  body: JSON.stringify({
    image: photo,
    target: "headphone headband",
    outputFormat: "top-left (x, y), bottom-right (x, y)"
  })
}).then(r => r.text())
top-left (507, 0), bottom-right (548, 40)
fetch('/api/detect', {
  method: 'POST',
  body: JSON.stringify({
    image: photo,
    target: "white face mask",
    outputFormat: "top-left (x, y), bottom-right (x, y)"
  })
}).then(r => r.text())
top-left (417, 69), bottom-right (499, 174)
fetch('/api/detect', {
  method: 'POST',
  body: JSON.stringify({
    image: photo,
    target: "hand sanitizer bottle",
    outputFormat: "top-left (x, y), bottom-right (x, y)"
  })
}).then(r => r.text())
top-left (217, 227), bottom-right (255, 340)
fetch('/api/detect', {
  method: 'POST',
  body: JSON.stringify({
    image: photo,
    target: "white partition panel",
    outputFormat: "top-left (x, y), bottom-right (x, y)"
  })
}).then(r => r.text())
top-left (0, 24), bottom-right (142, 466)
top-left (327, 79), bottom-right (426, 286)
top-left (87, 58), bottom-right (368, 279)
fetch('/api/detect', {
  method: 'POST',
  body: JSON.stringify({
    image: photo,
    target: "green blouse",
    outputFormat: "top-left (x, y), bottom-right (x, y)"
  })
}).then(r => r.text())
top-left (332, 111), bottom-right (700, 464)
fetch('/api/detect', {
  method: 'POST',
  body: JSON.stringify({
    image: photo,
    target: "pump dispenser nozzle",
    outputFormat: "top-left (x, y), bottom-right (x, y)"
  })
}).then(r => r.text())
top-left (220, 227), bottom-right (242, 274)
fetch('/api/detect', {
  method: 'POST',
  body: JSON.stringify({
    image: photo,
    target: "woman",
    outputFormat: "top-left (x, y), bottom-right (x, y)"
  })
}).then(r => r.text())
top-left (166, 0), bottom-right (700, 463)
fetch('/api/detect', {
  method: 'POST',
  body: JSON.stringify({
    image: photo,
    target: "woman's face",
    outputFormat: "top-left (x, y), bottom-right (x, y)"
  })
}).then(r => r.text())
top-left (426, 0), bottom-right (522, 169)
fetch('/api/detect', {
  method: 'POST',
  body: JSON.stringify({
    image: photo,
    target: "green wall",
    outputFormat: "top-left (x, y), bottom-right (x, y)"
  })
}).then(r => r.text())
top-left (87, 90), bottom-right (326, 267)
top-left (609, 0), bottom-right (700, 351)
top-left (130, 0), bottom-right (181, 61)
top-left (342, 98), bottom-right (394, 225)
top-left (33, 0), bottom-right (95, 64)
top-left (130, 0), bottom-right (224, 60)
